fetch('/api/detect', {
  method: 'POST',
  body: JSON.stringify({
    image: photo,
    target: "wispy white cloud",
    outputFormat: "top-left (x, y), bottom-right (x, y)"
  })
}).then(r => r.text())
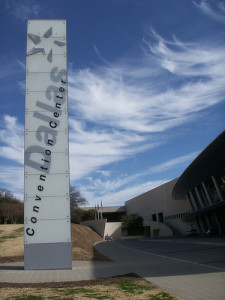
top-left (147, 152), bottom-right (199, 174)
top-left (5, 0), bottom-right (41, 21)
top-left (69, 30), bottom-right (225, 136)
top-left (77, 151), bottom-right (198, 206)
top-left (194, 0), bottom-right (225, 23)
top-left (69, 118), bottom-right (153, 181)
top-left (0, 115), bottom-right (24, 164)
top-left (0, 115), bottom-right (24, 196)
top-left (0, 166), bottom-right (24, 199)
top-left (67, 29), bottom-right (225, 183)
top-left (96, 170), bottom-right (111, 177)
top-left (0, 110), bottom-right (197, 205)
top-left (16, 60), bottom-right (26, 71)
top-left (17, 80), bottom-right (25, 93)
top-left (80, 179), bottom-right (169, 207)
top-left (219, 2), bottom-right (225, 13)
top-left (1, 25), bottom-right (225, 204)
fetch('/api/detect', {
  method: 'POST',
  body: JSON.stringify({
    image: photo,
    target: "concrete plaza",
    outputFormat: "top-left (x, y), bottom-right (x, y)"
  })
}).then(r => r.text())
top-left (0, 237), bottom-right (225, 300)
top-left (96, 237), bottom-right (225, 300)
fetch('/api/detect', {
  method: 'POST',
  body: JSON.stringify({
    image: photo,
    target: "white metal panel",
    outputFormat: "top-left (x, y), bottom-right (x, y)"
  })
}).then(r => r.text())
top-left (26, 72), bottom-right (67, 91)
top-left (25, 152), bottom-right (69, 175)
top-left (25, 131), bottom-right (68, 152)
top-left (24, 196), bottom-right (70, 221)
top-left (27, 20), bottom-right (66, 37)
top-left (25, 91), bottom-right (67, 112)
top-left (24, 219), bottom-right (71, 244)
top-left (24, 174), bottom-right (70, 197)
top-left (25, 111), bottom-right (68, 132)
top-left (27, 37), bottom-right (67, 55)
top-left (26, 55), bottom-right (66, 72)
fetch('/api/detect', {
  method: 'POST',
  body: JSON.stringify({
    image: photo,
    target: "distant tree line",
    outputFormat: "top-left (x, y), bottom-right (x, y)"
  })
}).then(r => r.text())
top-left (0, 186), bottom-right (94, 224)
top-left (0, 188), bottom-right (23, 224)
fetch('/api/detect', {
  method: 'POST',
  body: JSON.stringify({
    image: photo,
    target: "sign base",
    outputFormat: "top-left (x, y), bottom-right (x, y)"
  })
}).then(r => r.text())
top-left (24, 242), bottom-right (72, 270)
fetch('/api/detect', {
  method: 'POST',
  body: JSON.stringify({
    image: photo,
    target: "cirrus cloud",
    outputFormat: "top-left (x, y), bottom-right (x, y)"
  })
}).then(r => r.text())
top-left (1, 25), bottom-right (225, 204)
top-left (194, 0), bottom-right (225, 24)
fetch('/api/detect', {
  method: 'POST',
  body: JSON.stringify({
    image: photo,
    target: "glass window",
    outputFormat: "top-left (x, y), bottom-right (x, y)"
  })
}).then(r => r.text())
top-left (158, 212), bottom-right (164, 223)
top-left (152, 214), bottom-right (157, 221)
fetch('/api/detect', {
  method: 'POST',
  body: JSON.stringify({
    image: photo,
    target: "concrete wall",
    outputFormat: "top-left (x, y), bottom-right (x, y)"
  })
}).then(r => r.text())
top-left (81, 219), bottom-right (173, 238)
top-left (105, 222), bottom-right (122, 239)
top-left (81, 219), bottom-right (106, 238)
top-left (125, 178), bottom-right (193, 236)
top-left (81, 220), bottom-right (122, 239)
top-left (144, 221), bottom-right (173, 237)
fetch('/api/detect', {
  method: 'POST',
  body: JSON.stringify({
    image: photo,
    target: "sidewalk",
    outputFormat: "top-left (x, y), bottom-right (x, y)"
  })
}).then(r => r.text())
top-left (0, 260), bottom-right (129, 283)
top-left (1, 240), bottom-right (225, 300)
top-left (95, 240), bottom-right (225, 300)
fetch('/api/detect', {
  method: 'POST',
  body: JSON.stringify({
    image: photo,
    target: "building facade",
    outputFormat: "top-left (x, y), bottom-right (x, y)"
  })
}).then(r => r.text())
top-left (173, 130), bottom-right (225, 236)
top-left (82, 131), bottom-right (225, 238)
top-left (125, 178), bottom-right (191, 236)
top-left (82, 206), bottom-right (126, 222)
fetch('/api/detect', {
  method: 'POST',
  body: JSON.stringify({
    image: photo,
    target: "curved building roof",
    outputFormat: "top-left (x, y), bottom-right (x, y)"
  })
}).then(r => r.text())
top-left (172, 130), bottom-right (225, 200)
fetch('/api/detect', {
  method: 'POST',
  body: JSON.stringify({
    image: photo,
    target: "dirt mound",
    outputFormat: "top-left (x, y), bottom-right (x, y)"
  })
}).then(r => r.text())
top-left (0, 225), bottom-right (24, 261)
top-left (0, 224), bottom-right (107, 263)
top-left (71, 224), bottom-right (107, 261)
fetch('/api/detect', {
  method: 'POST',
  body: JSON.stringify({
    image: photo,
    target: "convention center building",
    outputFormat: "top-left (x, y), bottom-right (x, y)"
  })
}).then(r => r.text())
top-left (126, 130), bottom-right (225, 237)
top-left (82, 130), bottom-right (225, 238)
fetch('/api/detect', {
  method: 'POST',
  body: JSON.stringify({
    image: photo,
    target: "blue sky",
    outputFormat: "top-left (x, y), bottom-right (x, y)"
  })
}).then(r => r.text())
top-left (0, 0), bottom-right (224, 207)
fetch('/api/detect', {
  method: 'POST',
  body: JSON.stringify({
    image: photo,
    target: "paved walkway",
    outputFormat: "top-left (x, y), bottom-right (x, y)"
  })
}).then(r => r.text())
top-left (0, 260), bottom-right (128, 283)
top-left (96, 240), bottom-right (225, 300)
top-left (1, 239), bottom-right (225, 300)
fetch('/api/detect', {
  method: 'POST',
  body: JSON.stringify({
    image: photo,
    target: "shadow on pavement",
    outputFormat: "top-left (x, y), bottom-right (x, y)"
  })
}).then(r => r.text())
top-left (95, 239), bottom-right (225, 277)
top-left (0, 265), bottom-right (24, 270)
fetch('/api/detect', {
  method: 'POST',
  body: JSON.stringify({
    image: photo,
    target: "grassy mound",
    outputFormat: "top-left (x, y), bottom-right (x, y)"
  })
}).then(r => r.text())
top-left (0, 223), bottom-right (106, 263)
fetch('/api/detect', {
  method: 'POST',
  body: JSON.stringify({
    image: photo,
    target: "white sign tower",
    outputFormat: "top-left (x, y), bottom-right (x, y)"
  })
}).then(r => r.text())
top-left (24, 20), bottom-right (72, 270)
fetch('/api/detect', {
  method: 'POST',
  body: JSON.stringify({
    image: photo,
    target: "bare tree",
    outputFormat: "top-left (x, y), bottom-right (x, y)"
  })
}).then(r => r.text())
top-left (70, 186), bottom-right (88, 209)
top-left (70, 186), bottom-right (88, 224)
top-left (0, 187), bottom-right (24, 224)
top-left (0, 202), bottom-right (11, 224)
